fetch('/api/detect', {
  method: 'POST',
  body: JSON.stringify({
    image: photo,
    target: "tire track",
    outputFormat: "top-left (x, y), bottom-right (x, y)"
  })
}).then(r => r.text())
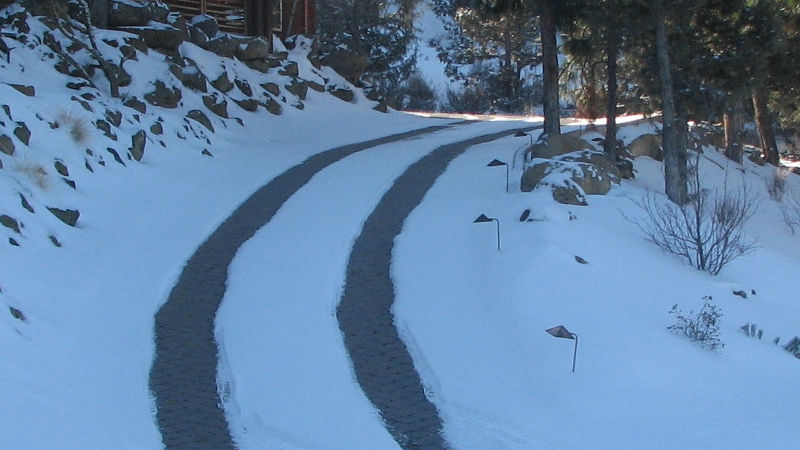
top-left (338, 125), bottom-right (541, 449)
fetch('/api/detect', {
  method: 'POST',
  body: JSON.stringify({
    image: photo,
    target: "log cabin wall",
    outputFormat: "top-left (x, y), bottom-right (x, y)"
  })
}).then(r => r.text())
top-left (161, 0), bottom-right (315, 40)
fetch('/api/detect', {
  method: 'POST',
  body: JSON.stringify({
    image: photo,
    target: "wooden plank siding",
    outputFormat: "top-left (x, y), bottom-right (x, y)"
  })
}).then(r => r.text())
top-left (160, 0), bottom-right (314, 40)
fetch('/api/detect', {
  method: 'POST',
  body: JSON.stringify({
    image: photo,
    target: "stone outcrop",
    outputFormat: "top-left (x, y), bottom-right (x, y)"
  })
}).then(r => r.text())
top-left (627, 134), bottom-right (663, 160)
top-left (521, 149), bottom-right (622, 205)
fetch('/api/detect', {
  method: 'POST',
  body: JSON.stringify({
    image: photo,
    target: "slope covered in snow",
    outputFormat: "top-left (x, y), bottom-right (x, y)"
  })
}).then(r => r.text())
top-left (1, 3), bottom-right (799, 450)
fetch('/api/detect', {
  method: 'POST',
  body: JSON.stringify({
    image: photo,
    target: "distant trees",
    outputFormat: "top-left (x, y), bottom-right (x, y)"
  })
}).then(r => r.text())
top-left (317, 0), bottom-right (420, 103)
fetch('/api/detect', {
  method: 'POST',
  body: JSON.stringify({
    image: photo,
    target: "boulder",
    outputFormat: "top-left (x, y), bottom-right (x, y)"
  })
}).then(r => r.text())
top-left (14, 122), bottom-right (31, 145)
top-left (0, 134), bottom-right (15, 155)
top-left (521, 151), bottom-right (620, 205)
top-left (109, 0), bottom-right (170, 26)
top-left (187, 110), bottom-right (214, 132)
top-left (47, 207), bottom-right (79, 227)
top-left (235, 37), bottom-right (270, 60)
top-left (211, 72), bottom-right (234, 93)
top-left (123, 96), bottom-right (147, 114)
top-left (202, 94), bottom-right (228, 118)
top-left (279, 61), bottom-right (299, 77)
top-left (144, 80), bottom-right (181, 108)
top-left (202, 35), bottom-right (237, 58)
top-left (285, 80), bottom-right (308, 100)
top-left (329, 87), bottom-right (355, 103)
top-left (189, 14), bottom-right (218, 39)
top-left (120, 23), bottom-right (187, 52)
top-left (234, 79), bottom-right (253, 97)
top-left (627, 134), bottom-right (663, 160)
top-left (234, 98), bottom-right (259, 112)
top-left (169, 63), bottom-right (207, 92)
top-left (527, 134), bottom-right (594, 159)
top-left (129, 130), bottom-right (146, 161)
top-left (0, 214), bottom-right (20, 233)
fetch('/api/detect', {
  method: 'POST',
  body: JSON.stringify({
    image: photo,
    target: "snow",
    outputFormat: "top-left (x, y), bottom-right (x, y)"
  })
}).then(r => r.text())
top-left (2, 6), bottom-right (800, 450)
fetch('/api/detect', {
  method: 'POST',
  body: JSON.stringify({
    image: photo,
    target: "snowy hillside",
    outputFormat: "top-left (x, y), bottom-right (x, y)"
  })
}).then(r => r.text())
top-left (1, 2), bottom-right (799, 450)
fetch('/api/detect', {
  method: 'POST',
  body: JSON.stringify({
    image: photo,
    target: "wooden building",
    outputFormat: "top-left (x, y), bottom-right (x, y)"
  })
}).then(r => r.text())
top-left (165, 0), bottom-right (316, 40)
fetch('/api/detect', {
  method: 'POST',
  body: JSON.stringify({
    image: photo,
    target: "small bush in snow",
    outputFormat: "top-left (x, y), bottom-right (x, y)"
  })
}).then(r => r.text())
top-left (633, 159), bottom-right (756, 276)
top-left (55, 110), bottom-right (91, 144)
top-left (445, 85), bottom-right (490, 114)
top-left (14, 158), bottom-right (49, 189)
top-left (781, 188), bottom-right (800, 234)
top-left (668, 296), bottom-right (724, 351)
top-left (765, 167), bottom-right (789, 201)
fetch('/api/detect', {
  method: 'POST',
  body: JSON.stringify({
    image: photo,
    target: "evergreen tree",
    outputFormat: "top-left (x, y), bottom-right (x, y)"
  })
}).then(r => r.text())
top-left (317, 0), bottom-right (420, 104)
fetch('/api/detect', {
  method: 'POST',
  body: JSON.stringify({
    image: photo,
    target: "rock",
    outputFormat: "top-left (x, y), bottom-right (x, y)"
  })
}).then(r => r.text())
top-left (49, 235), bottom-right (61, 247)
top-left (54, 160), bottom-right (69, 176)
top-left (0, 214), bottom-right (20, 233)
top-left (245, 56), bottom-right (282, 72)
top-left (278, 61), bottom-right (299, 77)
top-left (575, 255), bottom-right (589, 264)
top-left (321, 48), bottom-right (367, 85)
top-left (8, 84), bottom-right (35, 97)
top-left (144, 80), bottom-right (181, 108)
top-left (527, 134), bottom-right (594, 160)
top-left (47, 207), bottom-right (79, 226)
top-left (189, 14), bottom-right (218, 38)
top-left (95, 119), bottom-right (117, 140)
top-left (120, 24), bottom-right (187, 52)
top-left (551, 180), bottom-right (587, 206)
top-left (124, 97), bottom-right (147, 114)
top-left (0, 134), bottom-right (14, 155)
top-left (234, 98), bottom-right (259, 112)
top-left (13, 122), bottom-right (30, 145)
top-left (202, 149), bottom-right (213, 157)
top-left (187, 110), bottom-right (214, 132)
top-left (373, 100), bottom-right (389, 113)
top-left (236, 37), bottom-right (270, 60)
top-left (308, 80), bottom-right (325, 92)
top-left (109, 0), bottom-right (170, 26)
top-left (616, 159), bottom-right (634, 179)
top-left (329, 87), bottom-right (355, 103)
top-left (105, 109), bottom-right (123, 127)
top-left (9, 305), bottom-right (25, 321)
top-left (521, 151), bottom-right (620, 204)
top-left (129, 130), bottom-right (146, 161)
top-left (19, 193), bottom-right (34, 213)
top-left (261, 82), bottom-right (280, 96)
top-left (169, 63), bottom-right (207, 92)
top-left (211, 72), bottom-right (233, 93)
top-left (150, 122), bottom-right (163, 135)
top-left (261, 97), bottom-right (282, 115)
top-left (285, 80), bottom-right (308, 100)
top-left (107, 147), bottom-right (126, 165)
top-left (627, 134), bottom-right (663, 160)
top-left (234, 79), bottom-right (253, 97)
top-left (202, 35), bottom-right (237, 58)
top-left (202, 94), bottom-right (228, 118)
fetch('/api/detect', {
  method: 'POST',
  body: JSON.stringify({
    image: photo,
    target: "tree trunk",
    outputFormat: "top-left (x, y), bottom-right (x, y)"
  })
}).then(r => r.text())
top-left (540, 1), bottom-right (560, 136)
top-left (724, 91), bottom-right (745, 164)
top-left (654, 0), bottom-right (687, 204)
top-left (752, 84), bottom-right (779, 165)
top-left (604, 13), bottom-right (619, 161)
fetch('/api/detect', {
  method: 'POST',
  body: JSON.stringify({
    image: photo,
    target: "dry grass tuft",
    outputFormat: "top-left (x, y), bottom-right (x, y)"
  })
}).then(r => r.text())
top-left (14, 158), bottom-right (50, 189)
top-left (55, 109), bottom-right (92, 144)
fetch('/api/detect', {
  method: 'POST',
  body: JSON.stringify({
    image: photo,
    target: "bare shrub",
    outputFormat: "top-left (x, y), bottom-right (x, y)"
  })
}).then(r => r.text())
top-left (397, 73), bottom-right (437, 111)
top-left (781, 187), bottom-right (800, 234)
top-left (668, 296), bottom-right (724, 351)
top-left (14, 158), bottom-right (50, 189)
top-left (55, 110), bottom-right (91, 144)
top-left (632, 158), bottom-right (757, 276)
top-left (765, 167), bottom-right (789, 201)
top-left (445, 85), bottom-right (490, 114)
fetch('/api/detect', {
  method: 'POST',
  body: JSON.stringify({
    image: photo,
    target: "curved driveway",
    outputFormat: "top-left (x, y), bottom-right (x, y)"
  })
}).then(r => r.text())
top-left (149, 120), bottom-right (539, 449)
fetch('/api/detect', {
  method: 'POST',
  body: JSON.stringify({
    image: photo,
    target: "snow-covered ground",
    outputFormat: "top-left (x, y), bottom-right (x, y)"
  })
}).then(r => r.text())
top-left (2, 5), bottom-right (800, 450)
